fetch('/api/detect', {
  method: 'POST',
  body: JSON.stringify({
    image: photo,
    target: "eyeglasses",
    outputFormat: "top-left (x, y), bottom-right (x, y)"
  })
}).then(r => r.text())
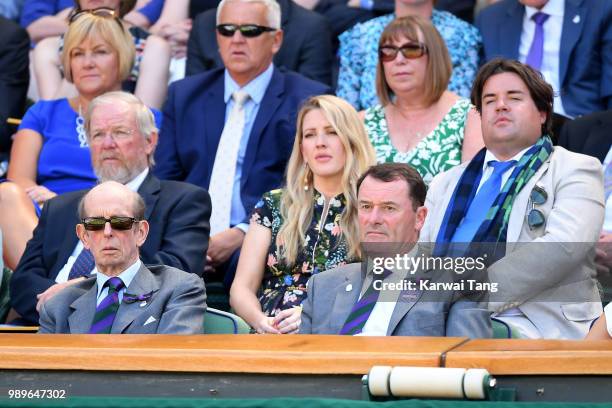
top-left (216, 24), bottom-right (276, 38)
top-left (68, 7), bottom-right (124, 29)
top-left (527, 185), bottom-right (547, 230)
top-left (89, 128), bottom-right (134, 144)
top-left (82, 216), bottom-right (141, 231)
top-left (378, 43), bottom-right (428, 62)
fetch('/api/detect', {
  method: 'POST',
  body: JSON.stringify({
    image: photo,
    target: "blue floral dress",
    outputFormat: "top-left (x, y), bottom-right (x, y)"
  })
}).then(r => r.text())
top-left (336, 10), bottom-right (482, 110)
top-left (251, 189), bottom-right (352, 316)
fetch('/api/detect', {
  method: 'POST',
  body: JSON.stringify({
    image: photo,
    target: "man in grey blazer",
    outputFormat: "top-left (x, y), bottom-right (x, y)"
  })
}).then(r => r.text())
top-left (38, 182), bottom-right (207, 334)
top-left (300, 163), bottom-right (491, 337)
top-left (420, 59), bottom-right (603, 339)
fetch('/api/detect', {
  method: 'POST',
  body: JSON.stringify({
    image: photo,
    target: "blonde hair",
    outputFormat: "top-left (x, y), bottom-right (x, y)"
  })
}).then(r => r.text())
top-left (62, 12), bottom-right (135, 84)
top-left (376, 16), bottom-right (451, 107)
top-left (277, 95), bottom-right (376, 265)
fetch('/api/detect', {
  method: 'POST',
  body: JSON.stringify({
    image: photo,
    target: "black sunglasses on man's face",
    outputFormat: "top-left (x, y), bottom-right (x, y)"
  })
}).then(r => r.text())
top-left (81, 216), bottom-right (140, 231)
top-left (216, 24), bottom-right (276, 38)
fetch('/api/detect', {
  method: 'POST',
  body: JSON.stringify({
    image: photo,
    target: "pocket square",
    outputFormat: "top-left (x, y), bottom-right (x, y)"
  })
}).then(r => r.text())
top-left (144, 316), bottom-right (157, 326)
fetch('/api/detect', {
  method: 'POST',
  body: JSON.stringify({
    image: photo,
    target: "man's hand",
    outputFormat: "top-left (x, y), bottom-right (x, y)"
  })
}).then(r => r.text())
top-left (36, 278), bottom-right (84, 312)
top-left (273, 307), bottom-right (302, 334)
top-left (158, 19), bottom-right (192, 58)
top-left (596, 232), bottom-right (612, 279)
top-left (205, 228), bottom-right (245, 273)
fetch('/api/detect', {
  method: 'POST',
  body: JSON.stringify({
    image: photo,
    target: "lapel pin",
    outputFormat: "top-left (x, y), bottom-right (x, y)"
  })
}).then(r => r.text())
top-left (345, 283), bottom-right (352, 292)
top-left (140, 301), bottom-right (147, 307)
top-left (572, 14), bottom-right (580, 24)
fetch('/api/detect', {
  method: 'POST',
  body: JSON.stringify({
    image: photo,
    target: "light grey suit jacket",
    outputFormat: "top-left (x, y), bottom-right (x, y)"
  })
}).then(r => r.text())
top-left (38, 264), bottom-right (207, 334)
top-left (420, 146), bottom-right (604, 339)
top-left (300, 262), bottom-right (492, 337)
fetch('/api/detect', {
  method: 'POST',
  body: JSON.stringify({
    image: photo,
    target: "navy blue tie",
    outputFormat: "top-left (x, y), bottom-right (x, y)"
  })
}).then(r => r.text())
top-left (451, 160), bottom-right (517, 243)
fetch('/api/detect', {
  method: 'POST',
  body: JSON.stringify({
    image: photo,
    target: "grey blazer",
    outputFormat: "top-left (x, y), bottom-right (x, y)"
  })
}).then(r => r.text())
top-left (38, 264), bottom-right (207, 334)
top-left (300, 262), bottom-right (491, 337)
top-left (420, 146), bottom-right (604, 339)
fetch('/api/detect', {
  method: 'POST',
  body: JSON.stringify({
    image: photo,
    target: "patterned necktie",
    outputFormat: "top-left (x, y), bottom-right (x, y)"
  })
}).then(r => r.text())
top-left (340, 269), bottom-right (392, 335)
top-left (67, 248), bottom-right (95, 280)
top-left (451, 160), bottom-right (517, 243)
top-left (525, 12), bottom-right (550, 71)
top-left (88, 277), bottom-right (125, 334)
top-left (208, 90), bottom-right (250, 236)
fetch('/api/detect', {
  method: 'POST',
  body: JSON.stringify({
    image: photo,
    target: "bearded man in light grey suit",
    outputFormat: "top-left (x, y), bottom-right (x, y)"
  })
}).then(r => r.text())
top-left (420, 59), bottom-right (604, 340)
top-left (300, 163), bottom-right (491, 337)
top-left (38, 182), bottom-right (207, 334)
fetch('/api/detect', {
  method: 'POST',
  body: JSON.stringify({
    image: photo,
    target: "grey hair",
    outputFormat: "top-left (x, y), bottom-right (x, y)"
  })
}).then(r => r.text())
top-left (216, 0), bottom-right (281, 30)
top-left (85, 91), bottom-right (158, 167)
top-left (78, 185), bottom-right (146, 220)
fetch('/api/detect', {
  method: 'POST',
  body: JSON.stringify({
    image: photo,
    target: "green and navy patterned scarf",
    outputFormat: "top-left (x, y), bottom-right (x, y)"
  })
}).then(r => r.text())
top-left (434, 136), bottom-right (553, 261)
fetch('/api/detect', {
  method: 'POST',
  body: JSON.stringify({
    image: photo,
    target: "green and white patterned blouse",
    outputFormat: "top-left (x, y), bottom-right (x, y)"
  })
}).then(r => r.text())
top-left (364, 98), bottom-right (472, 184)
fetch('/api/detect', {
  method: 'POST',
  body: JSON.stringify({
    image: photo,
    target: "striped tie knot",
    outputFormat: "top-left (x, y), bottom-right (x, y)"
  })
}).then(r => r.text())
top-left (106, 277), bottom-right (125, 293)
top-left (88, 276), bottom-right (125, 334)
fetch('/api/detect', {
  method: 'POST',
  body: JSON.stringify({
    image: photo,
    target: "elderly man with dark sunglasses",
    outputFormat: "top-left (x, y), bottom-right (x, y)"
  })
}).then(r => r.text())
top-left (154, 0), bottom-right (330, 293)
top-left (38, 181), bottom-right (207, 334)
top-left (10, 91), bottom-right (211, 327)
top-left (420, 59), bottom-right (604, 340)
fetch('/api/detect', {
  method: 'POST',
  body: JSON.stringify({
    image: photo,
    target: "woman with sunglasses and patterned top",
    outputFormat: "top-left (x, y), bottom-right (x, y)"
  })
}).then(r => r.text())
top-left (361, 16), bottom-right (483, 185)
top-left (0, 12), bottom-right (160, 271)
top-left (230, 95), bottom-right (376, 334)
top-left (32, 0), bottom-right (170, 109)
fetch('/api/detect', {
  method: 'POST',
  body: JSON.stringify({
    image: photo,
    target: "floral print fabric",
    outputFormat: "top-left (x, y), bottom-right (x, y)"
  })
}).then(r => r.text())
top-left (337, 10), bottom-right (482, 111)
top-left (364, 98), bottom-right (471, 184)
top-left (251, 189), bottom-right (351, 316)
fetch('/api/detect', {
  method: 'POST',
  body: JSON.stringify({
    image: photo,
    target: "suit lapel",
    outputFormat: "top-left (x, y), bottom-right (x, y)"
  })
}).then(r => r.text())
top-left (559, 0), bottom-right (585, 86)
top-left (584, 116), bottom-right (611, 163)
top-left (329, 267), bottom-right (362, 334)
top-left (55, 194), bottom-right (85, 274)
top-left (500, 2), bottom-right (524, 60)
top-left (67, 279), bottom-right (98, 334)
top-left (506, 156), bottom-right (551, 247)
top-left (203, 78), bottom-right (226, 186)
top-left (241, 68), bottom-right (285, 184)
top-left (137, 173), bottom-right (161, 220)
top-left (112, 264), bottom-right (159, 333)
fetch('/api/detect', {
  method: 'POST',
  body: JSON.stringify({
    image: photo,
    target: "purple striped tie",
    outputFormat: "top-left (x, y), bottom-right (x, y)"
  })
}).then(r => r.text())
top-left (339, 269), bottom-right (392, 335)
top-left (88, 277), bottom-right (125, 334)
top-left (525, 12), bottom-right (550, 71)
top-left (67, 248), bottom-right (95, 280)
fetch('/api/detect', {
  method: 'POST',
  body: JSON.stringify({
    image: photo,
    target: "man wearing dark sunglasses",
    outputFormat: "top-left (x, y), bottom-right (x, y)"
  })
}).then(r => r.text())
top-left (38, 181), bottom-right (206, 334)
top-left (155, 0), bottom-right (329, 290)
top-left (420, 59), bottom-right (604, 340)
top-left (10, 92), bottom-right (211, 326)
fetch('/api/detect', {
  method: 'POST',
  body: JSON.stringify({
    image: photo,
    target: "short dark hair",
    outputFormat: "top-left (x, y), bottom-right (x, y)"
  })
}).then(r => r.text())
top-left (470, 58), bottom-right (554, 136)
top-left (356, 163), bottom-right (426, 211)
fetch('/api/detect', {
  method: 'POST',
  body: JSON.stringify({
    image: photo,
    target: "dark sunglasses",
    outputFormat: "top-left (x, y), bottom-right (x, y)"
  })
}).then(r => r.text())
top-left (68, 7), bottom-right (123, 28)
top-left (82, 216), bottom-right (141, 231)
top-left (216, 24), bottom-right (276, 38)
top-left (379, 43), bottom-right (428, 62)
top-left (527, 185), bottom-right (548, 230)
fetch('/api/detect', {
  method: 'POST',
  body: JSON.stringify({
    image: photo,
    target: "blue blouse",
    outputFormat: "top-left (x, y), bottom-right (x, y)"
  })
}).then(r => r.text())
top-left (336, 10), bottom-right (482, 111)
top-left (18, 98), bottom-right (162, 195)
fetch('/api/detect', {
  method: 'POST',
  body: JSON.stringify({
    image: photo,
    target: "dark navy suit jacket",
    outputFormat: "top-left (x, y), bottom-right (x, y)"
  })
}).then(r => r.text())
top-left (476, 0), bottom-right (612, 117)
top-left (10, 173), bottom-right (211, 325)
top-left (154, 67), bottom-right (330, 224)
top-left (558, 110), bottom-right (612, 163)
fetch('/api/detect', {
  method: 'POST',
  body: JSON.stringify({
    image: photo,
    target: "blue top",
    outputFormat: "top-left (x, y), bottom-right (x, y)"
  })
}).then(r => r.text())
top-left (18, 98), bottom-right (162, 195)
top-left (223, 63), bottom-right (274, 230)
top-left (20, 0), bottom-right (163, 28)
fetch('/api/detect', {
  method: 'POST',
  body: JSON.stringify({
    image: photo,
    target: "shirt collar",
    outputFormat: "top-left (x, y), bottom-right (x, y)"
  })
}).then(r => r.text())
top-left (482, 145), bottom-right (533, 172)
top-left (124, 168), bottom-right (149, 192)
top-left (95, 259), bottom-right (142, 299)
top-left (525, 0), bottom-right (564, 19)
top-left (223, 63), bottom-right (275, 105)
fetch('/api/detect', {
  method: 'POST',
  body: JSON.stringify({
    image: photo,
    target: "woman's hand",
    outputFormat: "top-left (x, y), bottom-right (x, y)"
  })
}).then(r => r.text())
top-left (273, 307), bottom-right (302, 334)
top-left (255, 316), bottom-right (281, 334)
top-left (25, 185), bottom-right (57, 205)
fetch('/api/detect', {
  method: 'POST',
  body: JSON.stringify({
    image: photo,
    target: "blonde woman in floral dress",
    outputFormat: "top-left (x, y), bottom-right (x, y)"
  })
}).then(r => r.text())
top-left (230, 95), bottom-right (376, 334)
top-left (362, 16), bottom-right (483, 184)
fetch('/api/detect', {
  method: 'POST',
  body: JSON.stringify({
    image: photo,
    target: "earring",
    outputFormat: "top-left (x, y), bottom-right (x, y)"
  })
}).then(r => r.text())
top-left (303, 163), bottom-right (310, 191)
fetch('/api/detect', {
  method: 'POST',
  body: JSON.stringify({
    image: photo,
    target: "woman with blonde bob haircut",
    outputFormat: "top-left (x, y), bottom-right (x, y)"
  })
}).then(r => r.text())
top-left (362, 16), bottom-right (483, 185)
top-left (231, 95), bottom-right (376, 334)
top-left (0, 12), bottom-right (145, 271)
